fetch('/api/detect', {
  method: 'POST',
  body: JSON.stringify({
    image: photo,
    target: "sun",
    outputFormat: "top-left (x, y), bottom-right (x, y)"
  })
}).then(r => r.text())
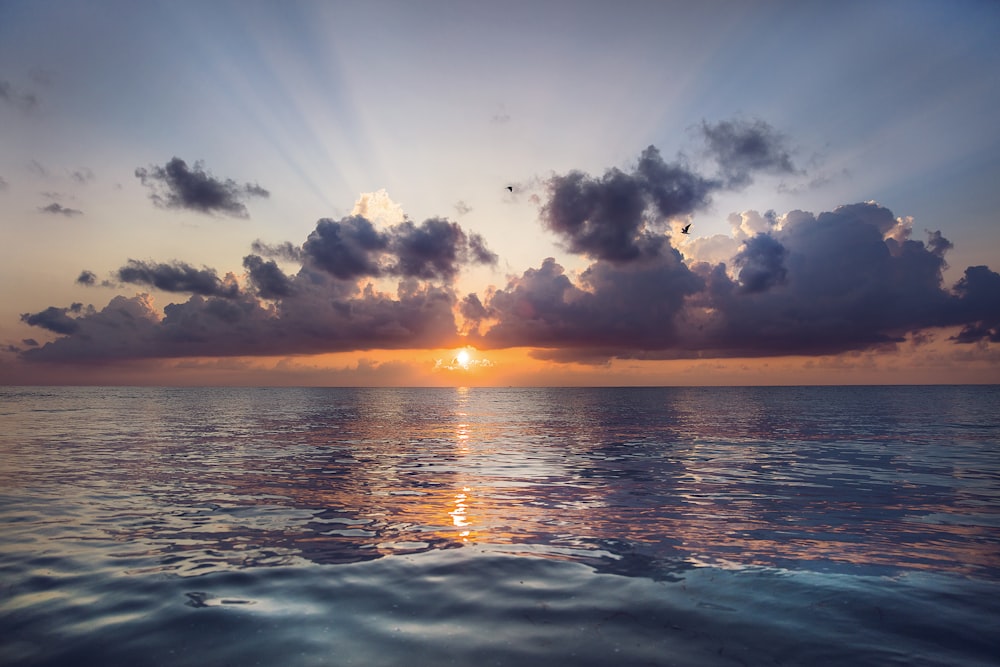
top-left (455, 349), bottom-right (471, 369)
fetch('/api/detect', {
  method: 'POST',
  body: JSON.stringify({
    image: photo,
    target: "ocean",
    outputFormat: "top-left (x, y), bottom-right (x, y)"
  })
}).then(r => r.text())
top-left (1, 385), bottom-right (998, 666)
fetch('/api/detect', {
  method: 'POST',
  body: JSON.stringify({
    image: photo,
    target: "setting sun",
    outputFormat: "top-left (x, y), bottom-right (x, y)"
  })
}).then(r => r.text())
top-left (456, 349), bottom-right (471, 369)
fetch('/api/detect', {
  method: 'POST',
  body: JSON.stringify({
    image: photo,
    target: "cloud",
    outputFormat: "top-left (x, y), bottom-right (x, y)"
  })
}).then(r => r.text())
top-left (39, 202), bottom-right (83, 217)
top-left (116, 259), bottom-right (240, 298)
top-left (14, 136), bottom-right (999, 369)
top-left (469, 201), bottom-right (1000, 362)
top-left (134, 157), bottom-right (269, 217)
top-left (242, 255), bottom-right (293, 299)
top-left (731, 233), bottom-right (788, 293)
top-left (302, 215), bottom-right (497, 282)
top-left (538, 130), bottom-right (794, 264)
top-left (541, 146), bottom-right (716, 262)
top-left (470, 248), bottom-right (702, 352)
top-left (0, 79), bottom-right (39, 112)
top-left (19, 206), bottom-right (495, 363)
top-left (390, 218), bottom-right (497, 280)
top-left (250, 239), bottom-right (304, 263)
top-left (700, 118), bottom-right (797, 187)
top-left (0, 176), bottom-right (8, 190)
top-left (302, 216), bottom-right (389, 280)
top-left (20, 279), bottom-right (462, 363)
top-left (70, 167), bottom-right (95, 185)
top-left (20, 303), bottom-right (87, 335)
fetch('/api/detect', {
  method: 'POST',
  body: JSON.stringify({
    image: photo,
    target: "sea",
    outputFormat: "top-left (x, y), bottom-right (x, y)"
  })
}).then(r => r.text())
top-left (1, 385), bottom-right (998, 666)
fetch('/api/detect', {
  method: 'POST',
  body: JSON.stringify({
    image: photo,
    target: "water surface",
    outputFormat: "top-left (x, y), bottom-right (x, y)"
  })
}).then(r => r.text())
top-left (2, 386), bottom-right (998, 665)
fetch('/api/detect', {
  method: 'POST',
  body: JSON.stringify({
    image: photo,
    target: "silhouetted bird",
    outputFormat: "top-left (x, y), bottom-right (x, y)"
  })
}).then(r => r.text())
top-left (681, 223), bottom-right (691, 234)
top-left (506, 186), bottom-right (513, 192)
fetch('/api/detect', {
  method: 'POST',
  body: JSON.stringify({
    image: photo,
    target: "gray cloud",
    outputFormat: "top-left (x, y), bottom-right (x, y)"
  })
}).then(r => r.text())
top-left (390, 218), bottom-right (496, 280)
top-left (302, 215), bottom-right (498, 282)
top-left (76, 270), bottom-right (97, 286)
top-left (539, 137), bottom-right (792, 263)
top-left (468, 202), bottom-right (1000, 362)
top-left (116, 259), bottom-right (240, 298)
top-left (700, 118), bottom-right (797, 187)
top-left (242, 255), bottom-right (293, 299)
top-left (251, 239), bottom-right (305, 263)
top-left (732, 234), bottom-right (788, 293)
top-left (541, 146), bottom-right (715, 262)
top-left (20, 303), bottom-right (86, 335)
top-left (302, 216), bottom-right (389, 280)
top-left (39, 202), bottom-right (83, 217)
top-left (135, 157), bottom-right (269, 217)
top-left (70, 167), bottom-right (95, 185)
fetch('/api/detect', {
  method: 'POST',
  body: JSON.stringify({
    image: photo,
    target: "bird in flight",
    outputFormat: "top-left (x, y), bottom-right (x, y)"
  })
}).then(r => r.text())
top-left (681, 223), bottom-right (692, 234)
top-left (506, 186), bottom-right (513, 192)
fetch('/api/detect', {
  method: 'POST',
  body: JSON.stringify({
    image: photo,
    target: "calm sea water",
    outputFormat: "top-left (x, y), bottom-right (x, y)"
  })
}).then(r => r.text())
top-left (1, 385), bottom-right (998, 666)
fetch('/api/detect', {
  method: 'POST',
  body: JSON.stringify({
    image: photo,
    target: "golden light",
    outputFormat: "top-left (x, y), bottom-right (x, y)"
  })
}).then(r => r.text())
top-left (455, 349), bottom-right (471, 369)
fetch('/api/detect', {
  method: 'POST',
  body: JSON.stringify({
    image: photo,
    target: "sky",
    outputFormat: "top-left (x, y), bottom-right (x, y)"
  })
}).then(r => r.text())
top-left (2, 0), bottom-right (999, 386)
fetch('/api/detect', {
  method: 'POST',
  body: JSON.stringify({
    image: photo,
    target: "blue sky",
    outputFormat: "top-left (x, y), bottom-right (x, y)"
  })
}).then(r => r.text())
top-left (2, 0), bottom-right (999, 385)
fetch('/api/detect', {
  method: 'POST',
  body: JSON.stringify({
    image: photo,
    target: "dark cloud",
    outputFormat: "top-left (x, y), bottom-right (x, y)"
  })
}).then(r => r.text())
top-left (134, 157), bottom-right (269, 217)
top-left (950, 265), bottom-right (1000, 343)
top-left (39, 202), bottom-right (82, 217)
top-left (116, 259), bottom-right (240, 298)
top-left (459, 293), bottom-right (489, 324)
top-left (302, 216), bottom-right (389, 280)
top-left (251, 239), bottom-right (304, 263)
top-left (19, 202), bottom-right (502, 363)
top-left (469, 202), bottom-right (1000, 362)
top-left (76, 270), bottom-right (97, 286)
top-left (0, 80), bottom-right (39, 112)
top-left (242, 255), bottom-right (293, 299)
top-left (21, 279), bottom-right (462, 363)
top-left (471, 248), bottom-right (702, 351)
top-left (390, 218), bottom-right (496, 280)
top-left (732, 234), bottom-right (788, 293)
top-left (700, 118), bottom-right (797, 187)
top-left (469, 232), bottom-right (498, 266)
top-left (302, 215), bottom-right (498, 282)
top-left (540, 145), bottom-right (726, 262)
top-left (20, 303), bottom-right (86, 335)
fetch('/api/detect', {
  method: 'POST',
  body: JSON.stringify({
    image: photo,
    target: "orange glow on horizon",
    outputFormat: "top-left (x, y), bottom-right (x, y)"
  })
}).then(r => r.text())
top-left (1, 325), bottom-right (996, 386)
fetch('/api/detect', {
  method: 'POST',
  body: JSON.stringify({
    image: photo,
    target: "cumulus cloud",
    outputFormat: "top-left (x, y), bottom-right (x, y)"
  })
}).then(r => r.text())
top-left (301, 215), bottom-right (497, 282)
top-left (539, 130), bottom-right (798, 265)
top-left (541, 146), bottom-right (716, 262)
top-left (20, 303), bottom-right (87, 335)
top-left (242, 255), bottom-right (293, 299)
top-left (134, 157), bottom-right (269, 217)
top-left (20, 205), bottom-right (495, 363)
top-left (116, 259), bottom-right (240, 298)
top-left (732, 234), bottom-right (788, 293)
top-left (76, 270), bottom-right (97, 286)
top-left (39, 202), bottom-right (83, 217)
top-left (467, 201), bottom-right (1000, 362)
